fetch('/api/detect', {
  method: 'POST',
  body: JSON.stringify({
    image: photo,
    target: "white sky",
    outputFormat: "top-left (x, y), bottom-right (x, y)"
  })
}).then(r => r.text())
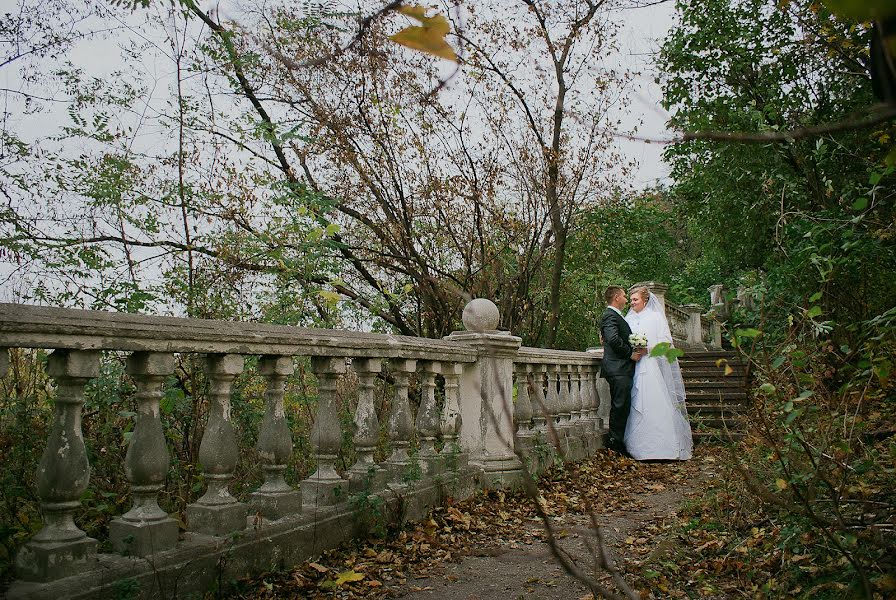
top-left (611, 1), bottom-right (677, 188)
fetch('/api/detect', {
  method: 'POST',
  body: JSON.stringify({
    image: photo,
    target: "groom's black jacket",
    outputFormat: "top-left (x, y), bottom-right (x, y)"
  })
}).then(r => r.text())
top-left (600, 308), bottom-right (635, 379)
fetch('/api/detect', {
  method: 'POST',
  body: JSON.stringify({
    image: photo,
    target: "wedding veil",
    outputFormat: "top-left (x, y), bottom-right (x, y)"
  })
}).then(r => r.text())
top-left (644, 292), bottom-right (688, 411)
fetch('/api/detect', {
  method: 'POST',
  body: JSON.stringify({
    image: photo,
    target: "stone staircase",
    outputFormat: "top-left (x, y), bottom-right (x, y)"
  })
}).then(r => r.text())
top-left (679, 350), bottom-right (750, 442)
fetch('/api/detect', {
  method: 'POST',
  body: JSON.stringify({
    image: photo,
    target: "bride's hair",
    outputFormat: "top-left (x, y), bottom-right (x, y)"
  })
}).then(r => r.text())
top-left (631, 286), bottom-right (649, 302)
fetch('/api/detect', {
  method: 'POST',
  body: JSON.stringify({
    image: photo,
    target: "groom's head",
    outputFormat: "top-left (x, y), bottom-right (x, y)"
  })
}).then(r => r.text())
top-left (604, 285), bottom-right (626, 310)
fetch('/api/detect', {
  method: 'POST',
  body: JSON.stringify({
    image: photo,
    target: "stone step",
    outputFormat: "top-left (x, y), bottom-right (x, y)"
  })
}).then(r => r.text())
top-left (687, 403), bottom-right (749, 414)
top-left (686, 389), bottom-right (748, 401)
top-left (678, 359), bottom-right (747, 368)
top-left (691, 416), bottom-right (747, 429)
top-left (684, 380), bottom-right (746, 389)
top-left (681, 367), bottom-right (747, 379)
top-left (692, 430), bottom-right (746, 443)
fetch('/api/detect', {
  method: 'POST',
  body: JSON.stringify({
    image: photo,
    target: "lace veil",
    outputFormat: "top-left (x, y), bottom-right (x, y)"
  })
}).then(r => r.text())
top-left (639, 293), bottom-right (687, 410)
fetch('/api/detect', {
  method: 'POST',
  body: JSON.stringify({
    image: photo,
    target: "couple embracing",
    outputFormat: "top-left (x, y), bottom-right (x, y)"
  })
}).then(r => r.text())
top-left (600, 285), bottom-right (693, 461)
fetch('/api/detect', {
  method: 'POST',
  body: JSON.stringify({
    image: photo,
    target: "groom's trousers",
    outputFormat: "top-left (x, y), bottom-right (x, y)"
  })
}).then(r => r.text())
top-left (605, 374), bottom-right (633, 451)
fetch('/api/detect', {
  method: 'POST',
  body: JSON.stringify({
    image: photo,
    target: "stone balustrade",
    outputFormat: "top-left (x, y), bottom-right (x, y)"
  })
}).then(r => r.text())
top-left (0, 299), bottom-right (607, 600)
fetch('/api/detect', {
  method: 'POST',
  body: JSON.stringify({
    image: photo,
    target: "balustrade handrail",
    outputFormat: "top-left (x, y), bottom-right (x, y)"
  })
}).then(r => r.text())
top-left (517, 346), bottom-right (602, 365)
top-left (0, 303), bottom-right (477, 363)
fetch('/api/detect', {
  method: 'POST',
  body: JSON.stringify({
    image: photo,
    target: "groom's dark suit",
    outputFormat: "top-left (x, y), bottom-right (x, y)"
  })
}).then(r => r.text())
top-left (600, 307), bottom-right (635, 453)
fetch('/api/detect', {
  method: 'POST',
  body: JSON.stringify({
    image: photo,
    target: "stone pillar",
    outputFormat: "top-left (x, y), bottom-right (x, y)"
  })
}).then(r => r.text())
top-left (681, 304), bottom-right (704, 348)
top-left (445, 298), bottom-right (523, 487)
top-left (109, 352), bottom-right (179, 556)
top-left (347, 358), bottom-right (385, 492)
top-left (187, 354), bottom-right (247, 536)
top-left (710, 318), bottom-right (723, 349)
top-left (416, 361), bottom-right (442, 477)
top-left (529, 365), bottom-right (548, 433)
top-left (385, 359), bottom-right (418, 487)
top-left (302, 356), bottom-right (348, 509)
top-left (16, 350), bottom-right (100, 582)
top-left (438, 362), bottom-right (466, 473)
top-left (249, 355), bottom-right (301, 520)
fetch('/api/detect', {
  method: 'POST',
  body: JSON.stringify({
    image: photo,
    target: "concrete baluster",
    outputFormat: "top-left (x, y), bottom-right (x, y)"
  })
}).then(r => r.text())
top-left (348, 358), bottom-right (385, 492)
top-left (302, 356), bottom-right (348, 509)
top-left (187, 354), bottom-right (247, 535)
top-left (416, 361), bottom-right (442, 476)
top-left (110, 352), bottom-right (179, 555)
top-left (513, 363), bottom-right (534, 437)
top-left (250, 355), bottom-right (300, 520)
top-left (16, 350), bottom-right (100, 582)
top-left (385, 359), bottom-right (417, 487)
top-left (438, 362), bottom-right (466, 473)
top-left (529, 365), bottom-right (548, 432)
top-left (545, 364), bottom-right (561, 431)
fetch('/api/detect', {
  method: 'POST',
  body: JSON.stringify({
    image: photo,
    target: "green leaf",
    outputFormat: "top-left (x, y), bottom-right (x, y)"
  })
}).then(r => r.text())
top-left (806, 305), bottom-right (823, 319)
top-left (771, 356), bottom-right (786, 369)
top-left (735, 328), bottom-right (761, 338)
top-left (759, 383), bottom-right (776, 394)
top-left (808, 291), bottom-right (823, 303)
top-left (851, 197), bottom-right (868, 211)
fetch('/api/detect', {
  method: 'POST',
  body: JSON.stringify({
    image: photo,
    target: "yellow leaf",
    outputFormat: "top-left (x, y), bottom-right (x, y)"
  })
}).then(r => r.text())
top-left (724, 364), bottom-right (734, 376)
top-left (390, 5), bottom-right (457, 61)
top-left (319, 290), bottom-right (341, 304)
top-left (334, 569), bottom-right (365, 585)
top-left (776, 478), bottom-right (788, 490)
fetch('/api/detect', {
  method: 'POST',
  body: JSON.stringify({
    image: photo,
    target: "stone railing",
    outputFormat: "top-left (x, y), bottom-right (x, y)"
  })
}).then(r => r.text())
top-left (0, 299), bottom-right (606, 600)
top-left (629, 282), bottom-right (723, 350)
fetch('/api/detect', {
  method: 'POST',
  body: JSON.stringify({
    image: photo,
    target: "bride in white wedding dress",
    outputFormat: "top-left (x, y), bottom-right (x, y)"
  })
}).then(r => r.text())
top-left (623, 287), bottom-right (693, 460)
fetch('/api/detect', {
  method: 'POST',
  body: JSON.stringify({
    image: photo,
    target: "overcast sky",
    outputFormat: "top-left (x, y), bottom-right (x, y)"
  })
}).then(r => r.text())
top-left (611, 1), bottom-right (677, 189)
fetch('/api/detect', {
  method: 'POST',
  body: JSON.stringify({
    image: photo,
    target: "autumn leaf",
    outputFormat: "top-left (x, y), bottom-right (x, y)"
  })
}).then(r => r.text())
top-left (390, 5), bottom-right (457, 61)
top-left (334, 569), bottom-right (365, 585)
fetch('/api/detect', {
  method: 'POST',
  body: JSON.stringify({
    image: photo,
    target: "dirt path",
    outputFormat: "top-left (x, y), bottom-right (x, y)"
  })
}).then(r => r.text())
top-left (391, 453), bottom-right (715, 599)
top-left (244, 449), bottom-right (717, 599)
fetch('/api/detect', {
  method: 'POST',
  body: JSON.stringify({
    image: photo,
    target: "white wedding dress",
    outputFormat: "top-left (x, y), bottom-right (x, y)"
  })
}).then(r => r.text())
top-left (624, 293), bottom-right (693, 460)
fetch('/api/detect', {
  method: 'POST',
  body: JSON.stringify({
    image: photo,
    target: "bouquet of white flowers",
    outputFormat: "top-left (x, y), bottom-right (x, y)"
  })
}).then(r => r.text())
top-left (629, 332), bottom-right (648, 349)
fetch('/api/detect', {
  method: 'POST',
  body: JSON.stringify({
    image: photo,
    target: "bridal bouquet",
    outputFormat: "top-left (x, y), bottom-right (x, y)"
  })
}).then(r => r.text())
top-left (629, 332), bottom-right (648, 349)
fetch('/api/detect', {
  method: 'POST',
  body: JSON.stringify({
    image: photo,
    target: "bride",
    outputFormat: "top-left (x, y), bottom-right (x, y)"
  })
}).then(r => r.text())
top-left (623, 287), bottom-right (693, 460)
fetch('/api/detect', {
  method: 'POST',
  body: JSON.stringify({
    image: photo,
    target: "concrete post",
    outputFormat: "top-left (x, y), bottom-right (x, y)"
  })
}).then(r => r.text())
top-left (445, 298), bottom-right (523, 487)
top-left (302, 356), bottom-right (349, 509)
top-left (187, 354), bottom-right (247, 536)
top-left (249, 355), bottom-right (301, 520)
top-left (681, 304), bottom-right (704, 348)
top-left (110, 352), bottom-right (179, 556)
top-left (347, 358), bottom-right (385, 492)
top-left (16, 349), bottom-right (100, 582)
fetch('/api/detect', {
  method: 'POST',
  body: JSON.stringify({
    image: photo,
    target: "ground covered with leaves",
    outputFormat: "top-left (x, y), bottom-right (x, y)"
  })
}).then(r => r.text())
top-left (230, 439), bottom-right (893, 599)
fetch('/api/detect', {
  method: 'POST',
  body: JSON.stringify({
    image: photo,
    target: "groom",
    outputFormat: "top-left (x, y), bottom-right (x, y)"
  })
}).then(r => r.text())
top-left (600, 286), bottom-right (644, 455)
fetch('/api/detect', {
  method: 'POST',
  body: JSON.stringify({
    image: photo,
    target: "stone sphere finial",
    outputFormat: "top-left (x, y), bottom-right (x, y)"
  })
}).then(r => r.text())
top-left (462, 298), bottom-right (500, 332)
